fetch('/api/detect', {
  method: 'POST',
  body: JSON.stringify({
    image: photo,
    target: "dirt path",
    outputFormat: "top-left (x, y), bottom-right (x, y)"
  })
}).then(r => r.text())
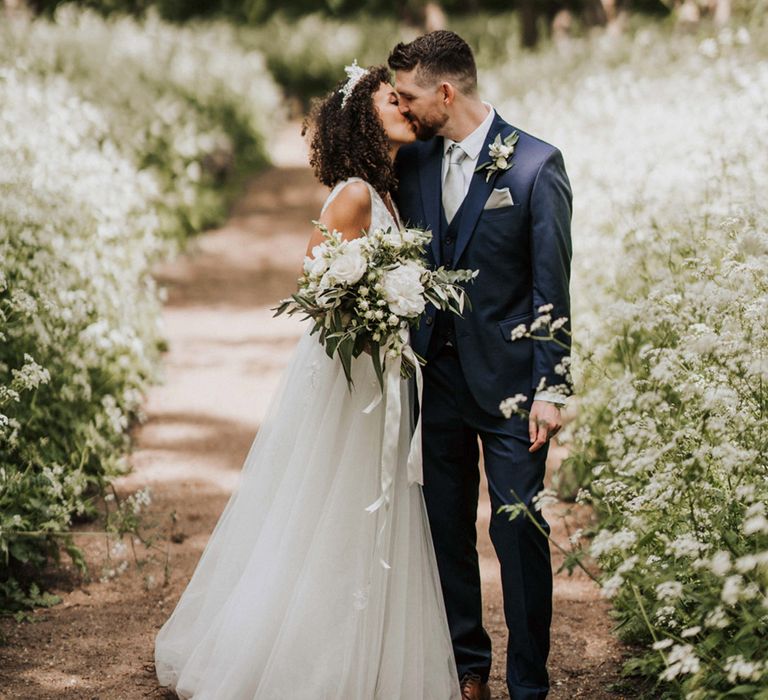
top-left (0, 131), bottom-right (630, 699)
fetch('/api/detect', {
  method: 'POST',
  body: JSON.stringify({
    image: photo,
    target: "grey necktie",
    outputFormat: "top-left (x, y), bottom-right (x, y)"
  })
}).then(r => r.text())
top-left (442, 143), bottom-right (467, 225)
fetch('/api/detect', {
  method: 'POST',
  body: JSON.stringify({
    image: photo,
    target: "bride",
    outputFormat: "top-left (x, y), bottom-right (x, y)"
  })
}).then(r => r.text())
top-left (154, 63), bottom-right (461, 700)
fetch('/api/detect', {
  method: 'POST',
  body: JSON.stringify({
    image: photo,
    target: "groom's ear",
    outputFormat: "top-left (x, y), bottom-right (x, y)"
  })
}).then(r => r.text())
top-left (440, 82), bottom-right (456, 106)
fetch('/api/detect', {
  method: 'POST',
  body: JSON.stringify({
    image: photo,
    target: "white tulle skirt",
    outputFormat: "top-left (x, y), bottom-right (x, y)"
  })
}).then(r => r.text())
top-left (154, 327), bottom-right (460, 700)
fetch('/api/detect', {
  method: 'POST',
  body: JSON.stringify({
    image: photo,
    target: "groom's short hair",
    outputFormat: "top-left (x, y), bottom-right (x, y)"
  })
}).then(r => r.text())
top-left (388, 30), bottom-right (477, 95)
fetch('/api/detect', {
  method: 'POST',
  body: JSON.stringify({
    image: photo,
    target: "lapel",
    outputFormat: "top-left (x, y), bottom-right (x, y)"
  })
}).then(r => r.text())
top-left (452, 113), bottom-right (516, 267)
top-left (417, 137), bottom-right (444, 266)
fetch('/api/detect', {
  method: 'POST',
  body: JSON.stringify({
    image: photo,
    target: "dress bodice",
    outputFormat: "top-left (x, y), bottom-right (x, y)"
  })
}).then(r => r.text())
top-left (320, 177), bottom-right (401, 233)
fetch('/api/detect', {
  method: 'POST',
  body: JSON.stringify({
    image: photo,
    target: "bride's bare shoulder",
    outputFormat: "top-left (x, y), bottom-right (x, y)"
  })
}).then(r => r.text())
top-left (319, 180), bottom-right (372, 239)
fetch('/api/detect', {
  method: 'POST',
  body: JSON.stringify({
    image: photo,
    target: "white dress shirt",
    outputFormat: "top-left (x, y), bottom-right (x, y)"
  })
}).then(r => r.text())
top-left (441, 102), bottom-right (566, 407)
top-left (441, 102), bottom-right (496, 196)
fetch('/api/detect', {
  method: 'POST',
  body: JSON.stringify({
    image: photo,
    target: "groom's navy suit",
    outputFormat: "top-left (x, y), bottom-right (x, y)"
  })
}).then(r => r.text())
top-left (395, 111), bottom-right (572, 699)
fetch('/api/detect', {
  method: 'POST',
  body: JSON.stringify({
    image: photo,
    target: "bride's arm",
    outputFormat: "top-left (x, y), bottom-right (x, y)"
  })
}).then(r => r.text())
top-left (304, 181), bottom-right (372, 258)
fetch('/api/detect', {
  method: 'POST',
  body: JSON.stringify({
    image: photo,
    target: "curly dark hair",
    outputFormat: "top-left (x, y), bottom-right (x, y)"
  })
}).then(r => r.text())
top-left (302, 64), bottom-right (396, 199)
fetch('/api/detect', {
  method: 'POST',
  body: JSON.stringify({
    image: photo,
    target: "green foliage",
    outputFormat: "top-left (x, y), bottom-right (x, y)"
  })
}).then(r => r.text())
top-left (579, 215), bottom-right (768, 695)
top-left (242, 12), bottom-right (525, 105)
top-left (0, 8), bottom-right (281, 614)
top-left (234, 13), bottom-right (407, 106)
top-left (2, 9), bottom-right (281, 243)
top-left (238, 8), bottom-right (768, 107)
top-left (275, 224), bottom-right (475, 388)
top-left (494, 19), bottom-right (768, 698)
top-left (26, 0), bottom-right (681, 24)
top-left (473, 11), bottom-right (768, 694)
top-left (231, 12), bottom-right (528, 106)
top-left (0, 579), bottom-right (62, 619)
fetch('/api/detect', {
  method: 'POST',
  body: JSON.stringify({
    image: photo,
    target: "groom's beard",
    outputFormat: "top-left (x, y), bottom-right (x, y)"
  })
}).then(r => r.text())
top-left (409, 111), bottom-right (448, 141)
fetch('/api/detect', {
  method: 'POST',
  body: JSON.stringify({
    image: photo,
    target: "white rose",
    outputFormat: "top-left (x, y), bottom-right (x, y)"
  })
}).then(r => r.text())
top-left (326, 239), bottom-right (367, 285)
top-left (495, 156), bottom-right (508, 169)
top-left (381, 262), bottom-right (426, 318)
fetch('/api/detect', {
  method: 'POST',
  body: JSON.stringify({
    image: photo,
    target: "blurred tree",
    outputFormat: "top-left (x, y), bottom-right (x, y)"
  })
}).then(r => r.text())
top-left (424, 1), bottom-right (447, 30)
top-left (519, 0), bottom-right (672, 48)
top-left (18, 0), bottom-right (689, 30)
top-left (520, 0), bottom-right (608, 48)
top-left (665, 0), bottom-right (732, 27)
top-left (712, 0), bottom-right (731, 24)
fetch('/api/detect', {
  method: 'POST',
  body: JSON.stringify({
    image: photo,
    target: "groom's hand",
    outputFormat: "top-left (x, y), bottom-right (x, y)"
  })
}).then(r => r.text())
top-left (528, 400), bottom-right (562, 453)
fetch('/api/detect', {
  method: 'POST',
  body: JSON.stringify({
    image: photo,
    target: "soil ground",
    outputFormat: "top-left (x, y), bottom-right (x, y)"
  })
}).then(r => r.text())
top-left (0, 129), bottom-right (632, 700)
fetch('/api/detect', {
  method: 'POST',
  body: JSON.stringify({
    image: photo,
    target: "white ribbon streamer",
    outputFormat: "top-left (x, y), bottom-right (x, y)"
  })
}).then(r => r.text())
top-left (363, 329), bottom-right (424, 568)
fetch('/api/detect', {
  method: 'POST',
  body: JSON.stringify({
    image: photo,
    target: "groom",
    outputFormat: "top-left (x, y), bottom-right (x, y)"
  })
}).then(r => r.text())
top-left (389, 32), bottom-right (572, 700)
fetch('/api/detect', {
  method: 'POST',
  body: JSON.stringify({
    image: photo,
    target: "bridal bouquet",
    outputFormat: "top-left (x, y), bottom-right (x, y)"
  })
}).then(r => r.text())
top-left (274, 223), bottom-right (477, 389)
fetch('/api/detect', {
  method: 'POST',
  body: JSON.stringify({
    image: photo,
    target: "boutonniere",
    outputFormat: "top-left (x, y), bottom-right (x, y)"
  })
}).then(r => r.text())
top-left (475, 131), bottom-right (520, 182)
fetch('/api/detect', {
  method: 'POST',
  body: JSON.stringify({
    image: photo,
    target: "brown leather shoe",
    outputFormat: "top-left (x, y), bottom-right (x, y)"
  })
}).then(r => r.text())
top-left (460, 672), bottom-right (491, 700)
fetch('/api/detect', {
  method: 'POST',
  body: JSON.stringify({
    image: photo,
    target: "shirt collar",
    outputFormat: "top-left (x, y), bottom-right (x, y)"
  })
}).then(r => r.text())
top-left (442, 102), bottom-right (496, 161)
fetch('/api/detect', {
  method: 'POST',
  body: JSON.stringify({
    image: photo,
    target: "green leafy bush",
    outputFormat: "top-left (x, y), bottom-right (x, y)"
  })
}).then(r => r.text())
top-left (2, 9), bottom-right (282, 242)
top-left (483, 19), bottom-right (768, 697)
top-left (0, 9), bottom-right (282, 611)
top-left (578, 214), bottom-right (768, 697)
top-left (237, 11), bottom-right (526, 106)
top-left (237, 13), bottom-right (409, 106)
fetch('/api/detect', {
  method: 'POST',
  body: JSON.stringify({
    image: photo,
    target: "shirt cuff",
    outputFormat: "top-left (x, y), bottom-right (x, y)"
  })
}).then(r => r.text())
top-left (533, 390), bottom-right (568, 406)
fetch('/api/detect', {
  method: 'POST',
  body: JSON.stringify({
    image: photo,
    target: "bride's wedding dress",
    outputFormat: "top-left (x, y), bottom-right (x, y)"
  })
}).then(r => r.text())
top-left (154, 178), bottom-right (461, 700)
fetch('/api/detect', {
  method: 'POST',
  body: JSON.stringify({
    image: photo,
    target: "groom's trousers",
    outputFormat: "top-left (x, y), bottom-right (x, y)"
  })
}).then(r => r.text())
top-left (420, 342), bottom-right (552, 700)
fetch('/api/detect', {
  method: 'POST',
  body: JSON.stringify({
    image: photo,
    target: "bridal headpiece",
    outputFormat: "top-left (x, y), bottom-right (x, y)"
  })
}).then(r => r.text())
top-left (339, 60), bottom-right (368, 108)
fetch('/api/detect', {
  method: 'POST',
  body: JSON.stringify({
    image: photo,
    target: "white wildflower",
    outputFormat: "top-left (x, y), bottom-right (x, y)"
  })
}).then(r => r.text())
top-left (721, 575), bottom-right (743, 606)
top-left (709, 551), bottom-right (731, 577)
top-left (655, 581), bottom-right (683, 601)
top-left (743, 503), bottom-right (768, 535)
top-left (704, 606), bottom-right (729, 629)
top-left (510, 323), bottom-right (528, 340)
top-left (499, 394), bottom-right (527, 418)
top-left (532, 488), bottom-right (559, 512)
top-left (724, 655), bottom-right (763, 683)
top-left (616, 555), bottom-right (638, 575)
top-left (667, 533), bottom-right (707, 559)
top-left (601, 574), bottom-right (623, 598)
top-left (699, 38), bottom-right (718, 58)
top-left (590, 528), bottom-right (637, 557)
top-left (660, 644), bottom-right (701, 680)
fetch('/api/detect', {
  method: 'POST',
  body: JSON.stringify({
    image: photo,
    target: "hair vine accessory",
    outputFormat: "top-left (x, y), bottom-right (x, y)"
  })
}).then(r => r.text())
top-left (339, 59), bottom-right (369, 108)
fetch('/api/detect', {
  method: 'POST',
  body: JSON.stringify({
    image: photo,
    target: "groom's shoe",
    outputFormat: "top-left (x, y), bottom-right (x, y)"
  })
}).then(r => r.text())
top-left (460, 672), bottom-right (491, 700)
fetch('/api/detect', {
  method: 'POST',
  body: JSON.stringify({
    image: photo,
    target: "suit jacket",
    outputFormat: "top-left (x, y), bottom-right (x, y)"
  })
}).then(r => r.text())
top-left (394, 111), bottom-right (573, 421)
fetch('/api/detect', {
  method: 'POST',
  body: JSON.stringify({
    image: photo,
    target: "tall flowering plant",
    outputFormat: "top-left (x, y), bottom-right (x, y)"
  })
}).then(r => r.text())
top-left (274, 223), bottom-right (477, 389)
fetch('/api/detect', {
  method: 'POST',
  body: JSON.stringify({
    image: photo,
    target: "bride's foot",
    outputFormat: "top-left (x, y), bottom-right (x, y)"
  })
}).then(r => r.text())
top-left (460, 672), bottom-right (491, 700)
